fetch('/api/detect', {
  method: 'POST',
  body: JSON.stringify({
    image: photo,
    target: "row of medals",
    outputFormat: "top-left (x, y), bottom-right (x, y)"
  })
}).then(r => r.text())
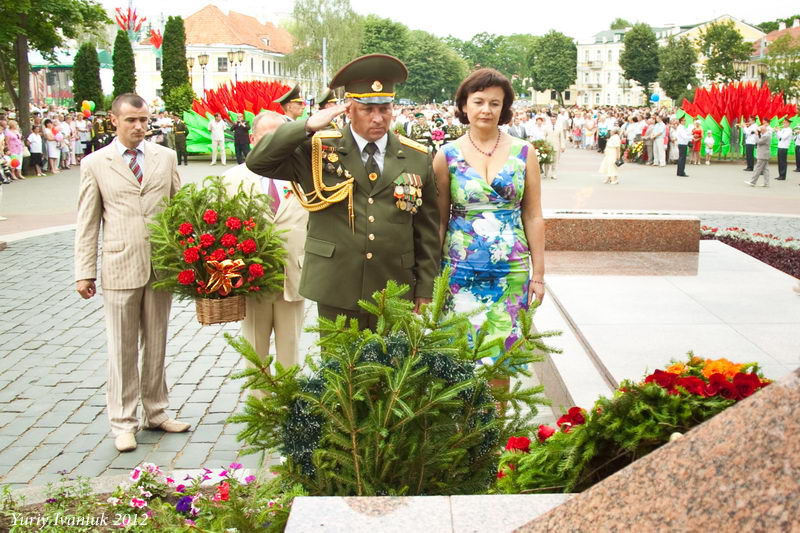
top-left (394, 174), bottom-right (422, 214)
top-left (323, 151), bottom-right (353, 180)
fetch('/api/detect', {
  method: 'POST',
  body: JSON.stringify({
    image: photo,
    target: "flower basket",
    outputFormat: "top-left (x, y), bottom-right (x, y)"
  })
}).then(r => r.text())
top-left (532, 139), bottom-right (554, 170)
top-left (195, 294), bottom-right (246, 325)
top-left (149, 176), bottom-right (287, 325)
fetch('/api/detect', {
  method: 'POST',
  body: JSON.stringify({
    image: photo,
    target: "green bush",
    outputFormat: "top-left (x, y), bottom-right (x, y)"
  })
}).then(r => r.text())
top-left (164, 83), bottom-right (196, 115)
top-left (229, 270), bottom-right (558, 496)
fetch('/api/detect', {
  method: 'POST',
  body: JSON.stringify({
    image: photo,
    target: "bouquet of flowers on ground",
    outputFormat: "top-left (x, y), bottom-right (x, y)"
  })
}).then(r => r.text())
top-left (625, 140), bottom-right (645, 163)
top-left (431, 127), bottom-right (446, 153)
top-left (149, 176), bottom-right (286, 324)
top-left (532, 139), bottom-right (554, 170)
top-left (494, 353), bottom-right (770, 494)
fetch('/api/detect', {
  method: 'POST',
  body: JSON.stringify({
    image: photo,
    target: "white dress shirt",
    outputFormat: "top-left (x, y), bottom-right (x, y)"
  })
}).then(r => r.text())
top-left (744, 125), bottom-right (758, 145)
top-left (777, 127), bottom-right (792, 149)
top-left (350, 126), bottom-right (387, 173)
top-left (676, 125), bottom-right (692, 145)
top-left (116, 138), bottom-right (147, 180)
top-left (208, 119), bottom-right (226, 141)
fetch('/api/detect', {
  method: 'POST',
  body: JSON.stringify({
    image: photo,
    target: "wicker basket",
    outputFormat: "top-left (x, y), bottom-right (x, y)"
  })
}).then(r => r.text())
top-left (195, 295), bottom-right (246, 325)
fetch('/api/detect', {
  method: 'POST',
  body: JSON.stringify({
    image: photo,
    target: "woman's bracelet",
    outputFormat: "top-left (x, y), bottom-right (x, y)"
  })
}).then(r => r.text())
top-left (532, 280), bottom-right (544, 286)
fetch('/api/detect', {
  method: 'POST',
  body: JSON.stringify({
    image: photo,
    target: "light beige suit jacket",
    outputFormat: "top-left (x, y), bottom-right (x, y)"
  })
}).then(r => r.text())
top-left (222, 164), bottom-right (308, 302)
top-left (74, 140), bottom-right (181, 289)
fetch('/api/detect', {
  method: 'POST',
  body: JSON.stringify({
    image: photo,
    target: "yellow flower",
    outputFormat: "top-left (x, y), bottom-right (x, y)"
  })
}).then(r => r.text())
top-left (666, 362), bottom-right (687, 375)
top-left (702, 358), bottom-right (743, 379)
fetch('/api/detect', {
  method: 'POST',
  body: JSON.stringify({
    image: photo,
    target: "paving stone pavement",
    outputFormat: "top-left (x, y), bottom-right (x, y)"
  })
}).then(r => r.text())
top-left (0, 230), bottom-right (319, 489)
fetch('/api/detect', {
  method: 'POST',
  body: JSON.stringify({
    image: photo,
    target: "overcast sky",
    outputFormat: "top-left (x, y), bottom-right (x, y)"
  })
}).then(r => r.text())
top-left (102, 0), bottom-right (791, 43)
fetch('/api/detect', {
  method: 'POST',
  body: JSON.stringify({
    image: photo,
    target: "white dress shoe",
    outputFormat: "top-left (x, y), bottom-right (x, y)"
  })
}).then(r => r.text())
top-left (115, 432), bottom-right (137, 452)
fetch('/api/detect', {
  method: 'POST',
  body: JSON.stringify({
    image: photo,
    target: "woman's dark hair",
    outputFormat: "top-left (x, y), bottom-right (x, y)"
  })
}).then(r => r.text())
top-left (44, 119), bottom-right (52, 126)
top-left (454, 68), bottom-right (515, 126)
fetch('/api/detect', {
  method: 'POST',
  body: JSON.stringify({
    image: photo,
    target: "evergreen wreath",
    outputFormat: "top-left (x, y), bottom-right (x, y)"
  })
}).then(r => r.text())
top-left (228, 268), bottom-right (560, 496)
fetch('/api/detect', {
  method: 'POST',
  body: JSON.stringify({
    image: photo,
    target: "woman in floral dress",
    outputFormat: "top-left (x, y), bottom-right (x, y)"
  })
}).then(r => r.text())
top-left (433, 68), bottom-right (545, 368)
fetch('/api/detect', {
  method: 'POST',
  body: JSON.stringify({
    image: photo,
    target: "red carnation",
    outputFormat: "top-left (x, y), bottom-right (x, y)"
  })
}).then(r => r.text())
top-left (199, 233), bottom-right (215, 248)
top-left (557, 407), bottom-right (586, 433)
top-left (675, 376), bottom-right (707, 397)
top-left (178, 222), bottom-right (193, 236)
top-left (249, 264), bottom-right (265, 278)
top-left (210, 248), bottom-right (227, 262)
top-left (505, 436), bottom-right (530, 453)
top-left (225, 217), bottom-right (242, 230)
top-left (732, 372), bottom-right (762, 400)
top-left (240, 238), bottom-right (257, 254)
top-left (537, 425), bottom-right (556, 443)
top-left (220, 233), bottom-right (238, 248)
top-left (183, 247), bottom-right (200, 263)
top-left (497, 463), bottom-right (515, 479)
top-left (177, 269), bottom-right (195, 285)
top-left (644, 369), bottom-right (678, 390)
top-left (203, 209), bottom-right (218, 225)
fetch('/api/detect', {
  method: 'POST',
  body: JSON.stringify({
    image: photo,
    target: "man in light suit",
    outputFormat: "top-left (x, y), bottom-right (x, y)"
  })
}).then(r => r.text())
top-left (74, 93), bottom-right (189, 452)
top-left (223, 111), bottom-right (308, 375)
top-left (544, 115), bottom-right (566, 180)
top-left (745, 124), bottom-right (772, 188)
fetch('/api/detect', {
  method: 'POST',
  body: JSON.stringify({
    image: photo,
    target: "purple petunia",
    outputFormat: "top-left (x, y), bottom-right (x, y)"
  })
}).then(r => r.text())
top-left (175, 495), bottom-right (193, 514)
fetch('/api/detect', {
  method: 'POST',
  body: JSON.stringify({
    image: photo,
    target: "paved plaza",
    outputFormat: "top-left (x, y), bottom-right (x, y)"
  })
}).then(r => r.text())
top-left (0, 146), bottom-right (799, 490)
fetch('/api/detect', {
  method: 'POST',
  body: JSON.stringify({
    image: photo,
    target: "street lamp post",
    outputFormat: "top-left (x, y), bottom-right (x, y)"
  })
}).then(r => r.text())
top-left (757, 63), bottom-right (768, 86)
top-left (186, 56), bottom-right (195, 86)
top-left (198, 53), bottom-right (209, 95)
top-left (732, 60), bottom-right (746, 81)
top-left (227, 50), bottom-right (245, 83)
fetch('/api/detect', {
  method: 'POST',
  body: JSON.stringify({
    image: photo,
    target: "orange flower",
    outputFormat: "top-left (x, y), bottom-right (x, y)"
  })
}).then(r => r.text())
top-left (702, 358), bottom-right (743, 380)
top-left (666, 362), bottom-right (687, 375)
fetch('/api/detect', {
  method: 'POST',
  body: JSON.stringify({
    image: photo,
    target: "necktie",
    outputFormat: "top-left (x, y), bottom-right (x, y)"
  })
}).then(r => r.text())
top-left (268, 178), bottom-right (281, 212)
top-left (125, 148), bottom-right (142, 183)
top-left (364, 142), bottom-right (380, 186)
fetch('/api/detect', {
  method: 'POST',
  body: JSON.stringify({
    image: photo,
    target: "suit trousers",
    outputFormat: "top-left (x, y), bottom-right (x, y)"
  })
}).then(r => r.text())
top-left (745, 144), bottom-right (755, 170)
top-left (103, 275), bottom-right (171, 435)
top-left (777, 148), bottom-right (788, 178)
top-left (796, 146), bottom-right (800, 171)
top-left (750, 159), bottom-right (770, 185)
top-left (211, 139), bottom-right (226, 164)
top-left (242, 296), bottom-right (304, 370)
top-left (677, 144), bottom-right (688, 176)
top-left (235, 143), bottom-right (251, 165)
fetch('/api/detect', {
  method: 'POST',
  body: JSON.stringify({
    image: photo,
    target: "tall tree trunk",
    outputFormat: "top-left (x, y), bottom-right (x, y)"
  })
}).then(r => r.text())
top-left (15, 20), bottom-right (31, 138)
top-left (557, 91), bottom-right (564, 106)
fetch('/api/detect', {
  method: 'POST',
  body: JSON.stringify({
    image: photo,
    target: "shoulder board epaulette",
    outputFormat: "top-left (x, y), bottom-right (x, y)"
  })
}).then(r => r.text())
top-left (397, 135), bottom-right (428, 153)
top-left (313, 129), bottom-right (343, 140)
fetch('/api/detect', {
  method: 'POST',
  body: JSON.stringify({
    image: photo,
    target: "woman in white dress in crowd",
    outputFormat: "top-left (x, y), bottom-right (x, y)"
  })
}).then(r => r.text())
top-left (599, 126), bottom-right (621, 184)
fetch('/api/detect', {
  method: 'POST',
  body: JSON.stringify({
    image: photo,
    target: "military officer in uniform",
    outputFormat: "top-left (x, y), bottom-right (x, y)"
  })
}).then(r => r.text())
top-left (316, 89), bottom-right (343, 129)
top-left (173, 114), bottom-right (189, 165)
top-left (410, 113), bottom-right (433, 152)
top-left (274, 84), bottom-right (305, 121)
top-left (247, 54), bottom-right (440, 329)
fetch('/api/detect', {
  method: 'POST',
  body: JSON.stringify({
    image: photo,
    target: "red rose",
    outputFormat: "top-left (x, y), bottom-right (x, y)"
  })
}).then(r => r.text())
top-left (178, 222), bottom-right (193, 236)
top-left (733, 372), bottom-right (761, 400)
top-left (177, 269), bottom-right (195, 285)
top-left (225, 217), bottom-right (242, 230)
top-left (675, 376), bottom-right (707, 397)
top-left (505, 436), bottom-right (531, 453)
top-left (203, 209), bottom-right (218, 225)
top-left (199, 233), bottom-right (215, 248)
top-left (249, 263), bottom-right (265, 278)
top-left (210, 248), bottom-right (227, 262)
top-left (240, 238), bottom-right (257, 254)
top-left (183, 247), bottom-right (200, 263)
top-left (644, 369), bottom-right (678, 390)
top-left (496, 463), bottom-right (515, 479)
top-left (220, 233), bottom-right (238, 247)
top-left (537, 425), bottom-right (556, 443)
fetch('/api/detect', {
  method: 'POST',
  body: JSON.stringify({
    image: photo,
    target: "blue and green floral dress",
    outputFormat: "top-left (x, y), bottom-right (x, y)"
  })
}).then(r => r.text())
top-left (442, 139), bottom-right (531, 364)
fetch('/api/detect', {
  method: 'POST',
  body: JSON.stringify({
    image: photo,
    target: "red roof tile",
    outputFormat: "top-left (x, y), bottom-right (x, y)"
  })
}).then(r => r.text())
top-left (184, 5), bottom-right (292, 55)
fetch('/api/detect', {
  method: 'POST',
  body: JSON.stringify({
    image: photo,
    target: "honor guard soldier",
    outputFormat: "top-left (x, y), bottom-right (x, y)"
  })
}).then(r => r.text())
top-left (173, 114), bottom-right (189, 165)
top-left (316, 89), bottom-right (343, 129)
top-left (274, 84), bottom-right (305, 121)
top-left (410, 113), bottom-right (433, 152)
top-left (246, 54), bottom-right (440, 329)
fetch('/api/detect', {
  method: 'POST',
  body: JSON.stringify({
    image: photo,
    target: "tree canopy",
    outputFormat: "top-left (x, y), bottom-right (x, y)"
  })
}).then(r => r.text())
top-left (72, 42), bottom-right (104, 110)
top-left (610, 18), bottom-right (632, 30)
top-left (112, 29), bottom-right (137, 98)
top-left (619, 23), bottom-right (660, 102)
top-left (766, 34), bottom-right (800, 100)
top-left (161, 16), bottom-right (190, 100)
top-left (530, 30), bottom-right (576, 105)
top-left (698, 20), bottom-right (752, 83)
top-left (401, 30), bottom-right (467, 103)
top-left (658, 36), bottom-right (698, 104)
top-left (360, 15), bottom-right (409, 60)
top-left (0, 0), bottom-right (109, 135)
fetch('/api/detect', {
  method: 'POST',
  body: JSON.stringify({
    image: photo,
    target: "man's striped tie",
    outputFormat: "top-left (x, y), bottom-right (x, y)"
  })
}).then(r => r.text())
top-left (125, 148), bottom-right (143, 183)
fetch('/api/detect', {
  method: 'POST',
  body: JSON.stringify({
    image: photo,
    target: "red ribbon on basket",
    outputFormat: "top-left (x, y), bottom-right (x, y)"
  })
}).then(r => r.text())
top-left (204, 259), bottom-right (245, 296)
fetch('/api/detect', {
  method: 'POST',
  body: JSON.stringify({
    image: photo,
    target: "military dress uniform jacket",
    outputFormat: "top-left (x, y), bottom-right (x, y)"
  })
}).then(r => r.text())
top-left (246, 119), bottom-right (440, 311)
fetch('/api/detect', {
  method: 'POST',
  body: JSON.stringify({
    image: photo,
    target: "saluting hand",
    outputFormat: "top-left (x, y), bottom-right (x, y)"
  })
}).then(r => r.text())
top-left (305, 101), bottom-right (350, 133)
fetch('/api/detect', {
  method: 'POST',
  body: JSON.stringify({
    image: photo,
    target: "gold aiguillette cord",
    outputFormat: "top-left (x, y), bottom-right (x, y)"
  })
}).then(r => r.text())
top-left (290, 132), bottom-right (355, 232)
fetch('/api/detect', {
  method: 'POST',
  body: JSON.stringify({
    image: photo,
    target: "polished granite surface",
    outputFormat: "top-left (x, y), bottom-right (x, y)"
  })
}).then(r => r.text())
top-left (544, 241), bottom-right (800, 385)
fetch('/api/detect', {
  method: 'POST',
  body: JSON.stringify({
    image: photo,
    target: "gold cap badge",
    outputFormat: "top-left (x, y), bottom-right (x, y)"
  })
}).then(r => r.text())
top-left (371, 80), bottom-right (383, 92)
